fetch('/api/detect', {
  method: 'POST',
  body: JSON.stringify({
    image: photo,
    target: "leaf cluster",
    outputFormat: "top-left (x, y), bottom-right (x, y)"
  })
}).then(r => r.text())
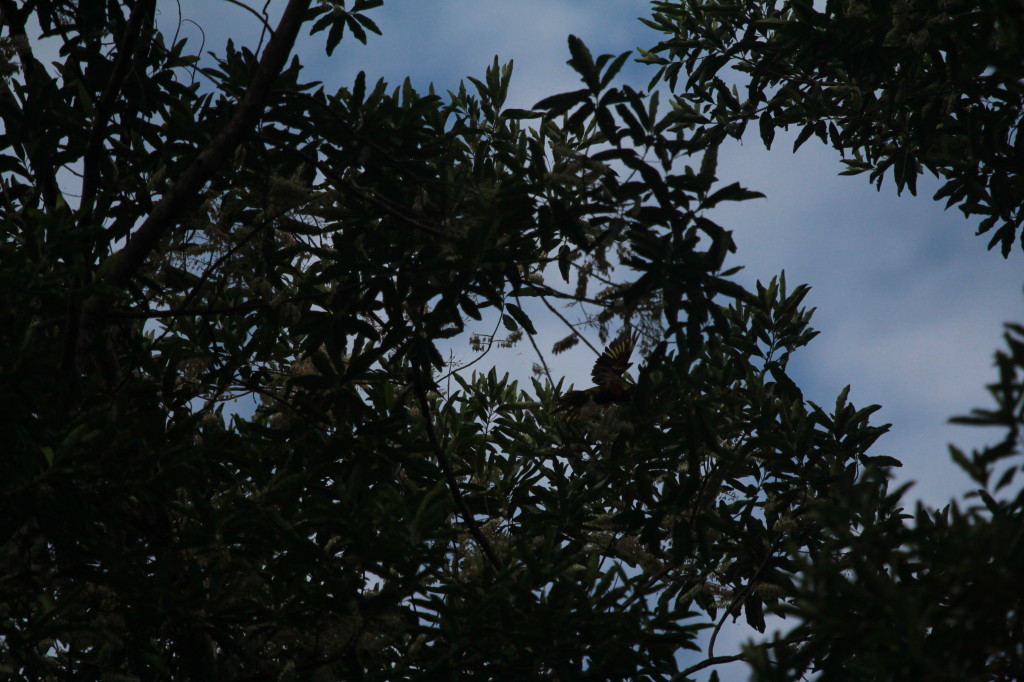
top-left (749, 323), bottom-right (1024, 681)
top-left (641, 0), bottom-right (1024, 255)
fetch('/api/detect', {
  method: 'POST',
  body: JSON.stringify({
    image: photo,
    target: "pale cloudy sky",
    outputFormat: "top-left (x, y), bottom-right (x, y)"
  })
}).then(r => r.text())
top-left (164, 0), bottom-right (1024, 510)
top-left (161, 0), bottom-right (1024, 674)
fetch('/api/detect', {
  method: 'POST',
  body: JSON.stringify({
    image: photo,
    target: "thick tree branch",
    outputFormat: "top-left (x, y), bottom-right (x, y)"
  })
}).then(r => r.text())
top-left (73, 0), bottom-right (312, 379)
top-left (101, 0), bottom-right (311, 290)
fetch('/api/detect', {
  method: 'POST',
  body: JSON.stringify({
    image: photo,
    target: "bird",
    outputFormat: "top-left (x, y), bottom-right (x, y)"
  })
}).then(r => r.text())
top-left (557, 332), bottom-right (637, 418)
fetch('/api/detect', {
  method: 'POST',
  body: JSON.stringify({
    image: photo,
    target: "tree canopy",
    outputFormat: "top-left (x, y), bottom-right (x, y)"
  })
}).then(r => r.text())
top-left (1, 1), bottom-right (1021, 680)
top-left (641, 0), bottom-right (1024, 256)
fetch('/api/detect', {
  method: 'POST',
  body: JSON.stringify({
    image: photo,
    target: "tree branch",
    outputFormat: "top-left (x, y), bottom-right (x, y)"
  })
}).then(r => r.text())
top-left (101, 0), bottom-right (311, 290)
top-left (220, 0), bottom-right (275, 34)
top-left (254, 131), bottom-right (451, 239)
top-left (410, 350), bottom-right (503, 572)
top-left (671, 633), bottom-right (810, 681)
top-left (707, 535), bottom-right (782, 659)
top-left (620, 458), bottom-right (722, 611)
top-left (73, 0), bottom-right (312, 379)
top-left (518, 294), bottom-right (552, 383)
top-left (540, 294), bottom-right (600, 355)
top-left (108, 291), bottom-right (328, 319)
top-left (673, 653), bottom-right (747, 681)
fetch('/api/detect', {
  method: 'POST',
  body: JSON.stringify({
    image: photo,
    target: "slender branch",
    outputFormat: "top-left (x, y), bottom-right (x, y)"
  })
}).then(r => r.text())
top-left (671, 631), bottom-right (812, 681)
top-left (410, 351), bottom-right (503, 571)
top-left (220, 0), bottom-right (275, 34)
top-left (166, 212), bottom-right (275, 317)
top-left (707, 535), bottom-right (781, 658)
top-left (621, 562), bottom-right (675, 611)
top-left (108, 291), bottom-right (330, 319)
top-left (285, 90), bottom-right (455, 192)
top-left (528, 279), bottom-right (618, 307)
top-left (620, 458), bottom-right (719, 611)
top-left (255, 131), bottom-right (451, 239)
top-left (142, 177), bottom-right (330, 347)
top-left (436, 310), bottom-right (505, 384)
top-left (518, 294), bottom-right (552, 384)
top-left (673, 653), bottom-right (747, 681)
top-left (540, 294), bottom-right (600, 355)
top-left (707, 598), bottom-right (737, 660)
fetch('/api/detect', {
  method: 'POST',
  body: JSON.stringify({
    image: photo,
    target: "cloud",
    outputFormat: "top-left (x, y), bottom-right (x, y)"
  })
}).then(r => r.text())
top-left (307, 0), bottom-right (651, 105)
top-left (714, 132), bottom-right (1024, 506)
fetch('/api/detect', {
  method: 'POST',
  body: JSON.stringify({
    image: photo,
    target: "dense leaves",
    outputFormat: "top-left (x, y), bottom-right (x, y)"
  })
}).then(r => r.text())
top-left (641, 0), bottom-right (1024, 255)
top-left (749, 323), bottom-right (1024, 681)
top-left (1, 1), bottom-right (1020, 681)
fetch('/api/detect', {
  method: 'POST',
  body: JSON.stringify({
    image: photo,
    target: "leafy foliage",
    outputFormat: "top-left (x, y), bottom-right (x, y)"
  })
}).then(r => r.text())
top-left (641, 0), bottom-right (1024, 255)
top-left (749, 323), bottom-right (1024, 681)
top-left (2, 1), bottom-right (1018, 681)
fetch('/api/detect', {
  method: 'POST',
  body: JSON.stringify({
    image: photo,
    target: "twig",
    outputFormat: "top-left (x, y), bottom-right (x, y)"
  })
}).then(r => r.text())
top-left (707, 536), bottom-right (781, 659)
top-left (410, 351), bottom-right (503, 571)
top-left (254, 131), bottom-right (451, 239)
top-left (671, 631), bottom-right (811, 681)
top-left (156, 181), bottom-right (323, 321)
top-left (221, 0), bottom-right (274, 34)
top-left (107, 291), bottom-right (330, 318)
top-left (285, 90), bottom-right (455, 193)
top-left (620, 458), bottom-right (718, 610)
top-left (672, 653), bottom-right (747, 681)
top-left (539, 294), bottom-right (600, 355)
top-left (518, 294), bottom-right (552, 384)
top-left (435, 310), bottom-right (505, 384)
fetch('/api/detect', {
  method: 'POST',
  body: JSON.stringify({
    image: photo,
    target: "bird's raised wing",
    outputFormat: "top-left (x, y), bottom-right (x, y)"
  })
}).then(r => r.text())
top-left (590, 333), bottom-right (636, 388)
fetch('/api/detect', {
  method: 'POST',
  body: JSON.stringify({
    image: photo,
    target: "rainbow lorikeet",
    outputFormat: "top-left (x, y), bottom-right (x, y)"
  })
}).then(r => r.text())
top-left (557, 333), bottom-right (637, 417)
